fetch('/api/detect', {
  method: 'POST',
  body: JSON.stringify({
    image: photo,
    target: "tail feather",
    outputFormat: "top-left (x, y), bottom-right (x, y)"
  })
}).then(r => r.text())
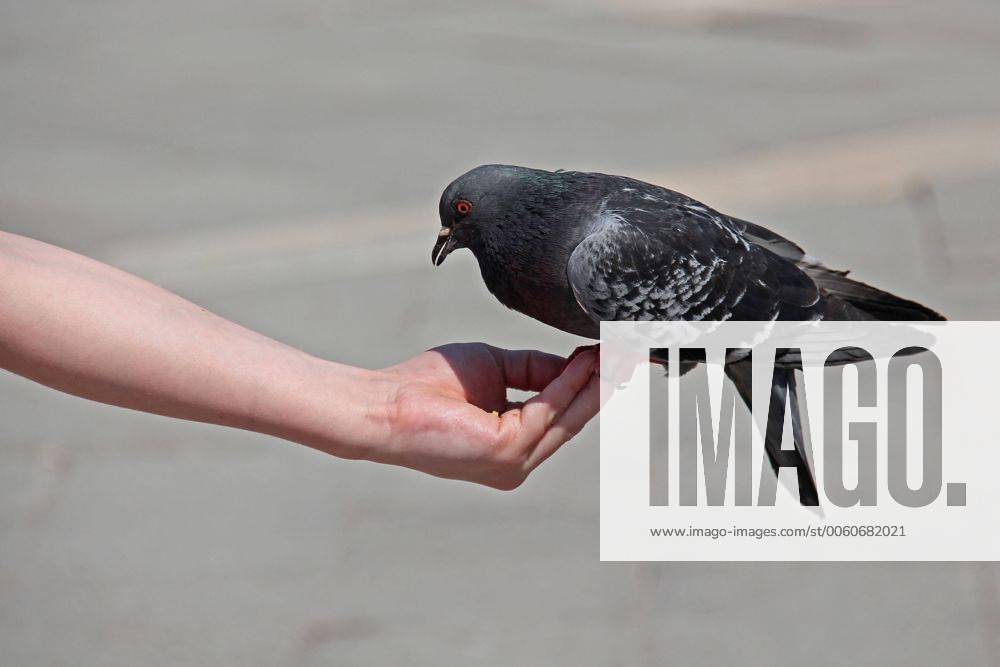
top-left (733, 215), bottom-right (946, 321)
top-left (802, 263), bottom-right (946, 321)
top-left (725, 359), bottom-right (819, 506)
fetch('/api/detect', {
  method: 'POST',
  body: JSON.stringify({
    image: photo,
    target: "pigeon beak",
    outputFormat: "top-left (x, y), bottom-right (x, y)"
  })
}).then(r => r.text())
top-left (432, 227), bottom-right (457, 266)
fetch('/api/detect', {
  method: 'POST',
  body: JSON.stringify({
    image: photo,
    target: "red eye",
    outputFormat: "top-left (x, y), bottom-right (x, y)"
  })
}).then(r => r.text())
top-left (455, 199), bottom-right (472, 216)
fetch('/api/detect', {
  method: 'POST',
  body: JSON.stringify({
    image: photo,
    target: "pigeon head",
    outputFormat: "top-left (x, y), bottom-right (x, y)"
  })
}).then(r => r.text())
top-left (432, 164), bottom-right (555, 266)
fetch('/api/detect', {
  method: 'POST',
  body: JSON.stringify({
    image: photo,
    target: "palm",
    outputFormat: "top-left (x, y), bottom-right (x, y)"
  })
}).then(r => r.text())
top-left (392, 344), bottom-right (511, 414)
top-left (378, 343), bottom-right (598, 489)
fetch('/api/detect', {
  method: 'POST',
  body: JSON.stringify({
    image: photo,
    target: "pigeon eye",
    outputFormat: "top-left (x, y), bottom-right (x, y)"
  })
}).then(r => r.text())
top-left (455, 200), bottom-right (473, 216)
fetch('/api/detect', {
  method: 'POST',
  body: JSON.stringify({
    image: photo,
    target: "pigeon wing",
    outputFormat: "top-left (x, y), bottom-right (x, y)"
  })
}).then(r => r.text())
top-left (566, 205), bottom-right (825, 506)
top-left (566, 206), bottom-right (822, 324)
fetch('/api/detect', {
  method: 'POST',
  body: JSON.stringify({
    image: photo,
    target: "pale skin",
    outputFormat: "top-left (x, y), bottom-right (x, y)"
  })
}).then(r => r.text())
top-left (0, 231), bottom-right (599, 490)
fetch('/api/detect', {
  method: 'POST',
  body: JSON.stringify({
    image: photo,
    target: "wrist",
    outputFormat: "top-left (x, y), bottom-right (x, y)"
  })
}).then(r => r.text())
top-left (254, 354), bottom-right (395, 462)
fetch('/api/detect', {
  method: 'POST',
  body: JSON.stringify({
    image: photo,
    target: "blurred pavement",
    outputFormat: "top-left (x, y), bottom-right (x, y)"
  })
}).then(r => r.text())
top-left (1, 1), bottom-right (999, 664)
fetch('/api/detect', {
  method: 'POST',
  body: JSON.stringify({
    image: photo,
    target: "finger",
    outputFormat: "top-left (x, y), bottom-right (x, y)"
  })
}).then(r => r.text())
top-left (526, 373), bottom-right (599, 470)
top-left (565, 343), bottom-right (600, 369)
top-left (486, 346), bottom-right (567, 392)
top-left (509, 349), bottom-right (597, 450)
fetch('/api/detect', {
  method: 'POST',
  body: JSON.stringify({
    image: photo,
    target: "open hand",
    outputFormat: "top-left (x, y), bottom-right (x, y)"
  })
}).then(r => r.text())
top-left (374, 343), bottom-right (599, 489)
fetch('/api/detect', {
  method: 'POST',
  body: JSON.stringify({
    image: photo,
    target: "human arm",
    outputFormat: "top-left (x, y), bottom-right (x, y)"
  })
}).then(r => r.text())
top-left (0, 231), bottom-right (598, 489)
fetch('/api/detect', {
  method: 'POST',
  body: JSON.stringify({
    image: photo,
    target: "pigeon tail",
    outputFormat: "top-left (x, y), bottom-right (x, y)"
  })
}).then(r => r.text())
top-left (725, 359), bottom-right (820, 506)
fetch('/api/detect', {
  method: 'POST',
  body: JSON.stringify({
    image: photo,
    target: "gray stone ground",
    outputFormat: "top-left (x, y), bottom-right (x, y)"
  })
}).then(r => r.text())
top-left (2, 1), bottom-right (999, 664)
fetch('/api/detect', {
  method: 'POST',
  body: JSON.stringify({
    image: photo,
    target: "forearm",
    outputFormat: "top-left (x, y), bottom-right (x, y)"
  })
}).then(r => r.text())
top-left (0, 231), bottom-right (386, 458)
top-left (0, 231), bottom-right (599, 487)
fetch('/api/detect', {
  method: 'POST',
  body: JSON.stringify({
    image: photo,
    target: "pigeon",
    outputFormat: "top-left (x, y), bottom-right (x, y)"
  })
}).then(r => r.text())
top-left (432, 164), bottom-right (945, 505)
